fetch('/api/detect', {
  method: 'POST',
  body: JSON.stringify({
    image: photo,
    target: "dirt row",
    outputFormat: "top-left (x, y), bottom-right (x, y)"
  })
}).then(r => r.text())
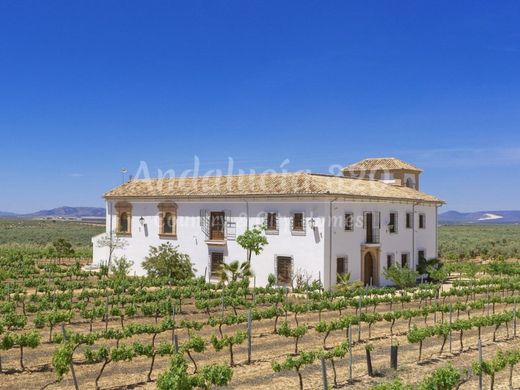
top-left (2, 295), bottom-right (520, 389)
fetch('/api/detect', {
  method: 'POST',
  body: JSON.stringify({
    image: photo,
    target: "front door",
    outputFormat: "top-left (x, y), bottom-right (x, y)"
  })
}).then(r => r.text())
top-left (365, 212), bottom-right (373, 243)
top-left (210, 212), bottom-right (225, 240)
top-left (364, 252), bottom-right (374, 286)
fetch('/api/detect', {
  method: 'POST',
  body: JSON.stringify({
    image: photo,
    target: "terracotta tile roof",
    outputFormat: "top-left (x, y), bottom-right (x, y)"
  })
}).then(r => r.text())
top-left (342, 158), bottom-right (422, 172)
top-left (104, 172), bottom-right (442, 204)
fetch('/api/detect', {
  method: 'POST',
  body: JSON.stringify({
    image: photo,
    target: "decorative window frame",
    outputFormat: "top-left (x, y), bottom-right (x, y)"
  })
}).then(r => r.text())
top-left (264, 211), bottom-right (279, 235)
top-left (158, 202), bottom-right (178, 238)
top-left (344, 212), bottom-right (354, 231)
top-left (115, 201), bottom-right (132, 236)
top-left (290, 212), bottom-right (306, 236)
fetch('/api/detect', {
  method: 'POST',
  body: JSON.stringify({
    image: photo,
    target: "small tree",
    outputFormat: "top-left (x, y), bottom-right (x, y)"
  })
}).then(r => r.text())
top-left (336, 272), bottom-right (363, 292)
top-left (219, 261), bottom-right (252, 285)
top-left (95, 232), bottom-right (128, 271)
top-left (236, 225), bottom-right (268, 264)
top-left (52, 239), bottom-right (75, 261)
top-left (383, 264), bottom-right (419, 289)
top-left (112, 257), bottom-right (134, 279)
top-left (142, 243), bottom-right (195, 280)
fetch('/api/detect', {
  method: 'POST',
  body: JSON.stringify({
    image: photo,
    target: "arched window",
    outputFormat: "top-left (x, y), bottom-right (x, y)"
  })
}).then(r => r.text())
top-left (158, 202), bottom-right (177, 237)
top-left (405, 178), bottom-right (414, 188)
top-left (163, 212), bottom-right (173, 234)
top-left (115, 201), bottom-right (132, 235)
top-left (119, 212), bottom-right (129, 233)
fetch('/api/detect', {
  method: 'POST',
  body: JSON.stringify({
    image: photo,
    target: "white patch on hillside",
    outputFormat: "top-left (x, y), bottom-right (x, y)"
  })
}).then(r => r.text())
top-left (478, 213), bottom-right (504, 221)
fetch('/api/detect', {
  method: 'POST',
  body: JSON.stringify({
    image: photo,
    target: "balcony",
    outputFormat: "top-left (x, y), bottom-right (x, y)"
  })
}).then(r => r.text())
top-left (365, 228), bottom-right (380, 245)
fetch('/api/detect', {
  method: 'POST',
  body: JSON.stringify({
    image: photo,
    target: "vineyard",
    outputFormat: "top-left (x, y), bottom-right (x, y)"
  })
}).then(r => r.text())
top-left (2, 250), bottom-right (520, 389)
top-left (0, 218), bottom-right (104, 259)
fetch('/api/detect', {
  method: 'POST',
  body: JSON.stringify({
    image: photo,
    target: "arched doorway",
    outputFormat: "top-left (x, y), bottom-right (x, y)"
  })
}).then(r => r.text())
top-left (364, 252), bottom-right (374, 286)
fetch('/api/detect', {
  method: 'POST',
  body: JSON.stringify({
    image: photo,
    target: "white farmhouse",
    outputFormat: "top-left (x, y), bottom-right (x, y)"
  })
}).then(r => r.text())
top-left (92, 158), bottom-right (443, 288)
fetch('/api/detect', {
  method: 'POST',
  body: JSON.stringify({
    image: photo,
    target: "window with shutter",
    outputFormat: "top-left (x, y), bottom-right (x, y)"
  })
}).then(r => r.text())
top-left (115, 201), bottom-right (132, 235)
top-left (210, 252), bottom-right (224, 278)
top-left (336, 257), bottom-right (347, 283)
top-left (292, 213), bottom-right (304, 231)
top-left (401, 253), bottom-right (409, 268)
top-left (406, 212), bottom-right (413, 229)
top-left (276, 256), bottom-right (293, 286)
top-left (266, 212), bottom-right (278, 231)
top-left (344, 213), bottom-right (354, 231)
top-left (386, 254), bottom-right (394, 269)
top-left (389, 212), bottom-right (397, 233)
top-left (419, 214), bottom-right (426, 229)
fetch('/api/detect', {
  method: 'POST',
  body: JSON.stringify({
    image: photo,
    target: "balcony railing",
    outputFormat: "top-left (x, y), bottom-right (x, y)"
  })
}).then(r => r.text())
top-left (365, 228), bottom-right (380, 244)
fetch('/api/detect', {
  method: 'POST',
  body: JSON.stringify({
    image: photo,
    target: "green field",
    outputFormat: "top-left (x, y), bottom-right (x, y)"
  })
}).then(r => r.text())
top-left (1, 218), bottom-right (519, 261)
top-left (439, 224), bottom-right (520, 260)
top-left (0, 218), bottom-right (104, 258)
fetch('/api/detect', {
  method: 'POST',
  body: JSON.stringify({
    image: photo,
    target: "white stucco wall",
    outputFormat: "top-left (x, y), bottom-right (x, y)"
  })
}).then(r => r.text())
top-left (93, 198), bottom-right (438, 289)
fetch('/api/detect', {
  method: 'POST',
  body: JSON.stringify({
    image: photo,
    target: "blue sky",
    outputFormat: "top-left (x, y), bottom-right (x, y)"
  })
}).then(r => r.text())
top-left (1, 1), bottom-right (519, 213)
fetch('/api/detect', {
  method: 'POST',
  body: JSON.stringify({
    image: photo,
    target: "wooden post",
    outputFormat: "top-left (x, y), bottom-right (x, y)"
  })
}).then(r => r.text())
top-left (449, 304), bottom-right (453, 352)
top-left (320, 357), bottom-right (328, 389)
top-left (174, 334), bottom-right (179, 353)
top-left (478, 339), bottom-right (483, 390)
top-left (514, 299), bottom-right (517, 339)
top-left (204, 266), bottom-right (207, 282)
top-left (349, 328), bottom-right (354, 379)
top-left (172, 305), bottom-right (176, 344)
top-left (366, 348), bottom-right (373, 377)
top-left (390, 345), bottom-right (398, 370)
top-left (247, 308), bottom-right (252, 364)
top-left (61, 324), bottom-right (80, 390)
top-left (221, 287), bottom-right (225, 317)
top-left (105, 287), bottom-right (109, 332)
top-left (285, 288), bottom-right (288, 322)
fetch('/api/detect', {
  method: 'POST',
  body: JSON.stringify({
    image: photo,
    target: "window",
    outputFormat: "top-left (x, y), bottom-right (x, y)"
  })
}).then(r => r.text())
top-left (344, 213), bottom-right (354, 231)
top-left (419, 213), bottom-right (426, 229)
top-left (291, 212), bottom-right (305, 232)
top-left (210, 252), bottom-right (224, 278)
top-left (401, 253), bottom-right (409, 268)
top-left (210, 211), bottom-right (225, 240)
top-left (405, 177), bottom-right (415, 188)
top-left (388, 212), bottom-right (398, 233)
top-left (119, 212), bottom-right (129, 233)
top-left (386, 254), bottom-right (394, 269)
top-left (276, 256), bottom-right (293, 285)
top-left (406, 212), bottom-right (413, 229)
top-left (115, 201), bottom-right (132, 235)
top-left (336, 257), bottom-right (348, 283)
top-left (163, 213), bottom-right (173, 234)
top-left (158, 203), bottom-right (177, 237)
top-left (418, 250), bottom-right (426, 262)
top-left (266, 212), bottom-right (278, 231)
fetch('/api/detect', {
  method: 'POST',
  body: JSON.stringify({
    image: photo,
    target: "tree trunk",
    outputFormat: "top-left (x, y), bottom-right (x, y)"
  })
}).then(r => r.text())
top-left (330, 358), bottom-right (338, 387)
top-left (95, 359), bottom-right (110, 390)
top-left (297, 369), bottom-right (304, 390)
top-left (19, 346), bottom-right (24, 371)
top-left (229, 344), bottom-right (234, 366)
top-left (186, 349), bottom-right (198, 373)
top-left (147, 352), bottom-right (156, 382)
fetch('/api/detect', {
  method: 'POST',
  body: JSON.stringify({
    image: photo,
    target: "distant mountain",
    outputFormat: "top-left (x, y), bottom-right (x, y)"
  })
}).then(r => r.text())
top-left (439, 210), bottom-right (520, 224)
top-left (0, 206), bottom-right (105, 219)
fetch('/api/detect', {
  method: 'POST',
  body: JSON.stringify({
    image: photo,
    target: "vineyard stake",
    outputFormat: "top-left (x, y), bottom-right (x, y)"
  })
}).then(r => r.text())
top-left (449, 304), bottom-right (452, 353)
top-left (204, 266), bottom-right (207, 282)
top-left (61, 324), bottom-right (80, 390)
top-left (253, 275), bottom-right (256, 304)
top-left (478, 339), bottom-right (483, 390)
top-left (348, 325), bottom-right (353, 383)
top-left (172, 305), bottom-right (176, 344)
top-left (514, 299), bottom-right (517, 339)
top-left (174, 334), bottom-right (179, 353)
top-left (247, 308), bottom-right (252, 364)
top-left (221, 287), bottom-right (225, 317)
top-left (320, 357), bottom-right (328, 389)
top-left (285, 288), bottom-right (288, 322)
top-left (104, 287), bottom-right (109, 332)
